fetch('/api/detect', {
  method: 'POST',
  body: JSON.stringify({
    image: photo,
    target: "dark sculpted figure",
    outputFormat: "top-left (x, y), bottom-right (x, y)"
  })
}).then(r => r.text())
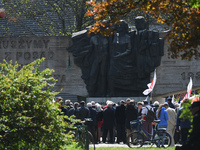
top-left (109, 21), bottom-right (137, 96)
top-left (88, 33), bottom-right (109, 96)
top-left (68, 17), bottom-right (164, 97)
top-left (134, 16), bottom-right (164, 92)
top-left (68, 28), bottom-right (109, 97)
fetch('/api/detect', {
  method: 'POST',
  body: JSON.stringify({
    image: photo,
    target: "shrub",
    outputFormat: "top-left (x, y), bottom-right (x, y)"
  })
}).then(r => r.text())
top-left (0, 58), bottom-right (74, 149)
top-left (179, 98), bottom-right (193, 122)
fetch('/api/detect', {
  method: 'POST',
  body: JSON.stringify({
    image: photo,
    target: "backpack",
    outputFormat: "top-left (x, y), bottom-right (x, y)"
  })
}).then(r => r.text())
top-left (146, 107), bottom-right (155, 123)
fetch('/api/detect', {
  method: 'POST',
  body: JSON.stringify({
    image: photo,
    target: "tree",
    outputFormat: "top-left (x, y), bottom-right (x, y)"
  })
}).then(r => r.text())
top-left (0, 58), bottom-right (75, 149)
top-left (1, 0), bottom-right (94, 36)
top-left (190, 0), bottom-right (200, 8)
top-left (85, 0), bottom-right (200, 60)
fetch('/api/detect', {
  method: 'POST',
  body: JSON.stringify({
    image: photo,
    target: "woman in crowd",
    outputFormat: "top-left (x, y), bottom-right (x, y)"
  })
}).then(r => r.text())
top-left (156, 104), bottom-right (169, 147)
top-left (96, 104), bottom-right (103, 143)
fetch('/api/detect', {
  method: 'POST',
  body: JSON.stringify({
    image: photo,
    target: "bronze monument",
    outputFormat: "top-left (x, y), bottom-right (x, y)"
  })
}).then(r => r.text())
top-left (68, 16), bottom-right (164, 97)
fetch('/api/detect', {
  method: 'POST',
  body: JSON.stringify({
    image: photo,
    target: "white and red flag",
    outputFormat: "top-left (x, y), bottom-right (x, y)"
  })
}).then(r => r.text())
top-left (143, 69), bottom-right (157, 95)
top-left (172, 94), bottom-right (175, 103)
top-left (183, 77), bottom-right (193, 99)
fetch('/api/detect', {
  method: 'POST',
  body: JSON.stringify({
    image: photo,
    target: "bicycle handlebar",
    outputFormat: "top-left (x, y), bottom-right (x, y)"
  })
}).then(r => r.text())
top-left (138, 119), bottom-right (160, 124)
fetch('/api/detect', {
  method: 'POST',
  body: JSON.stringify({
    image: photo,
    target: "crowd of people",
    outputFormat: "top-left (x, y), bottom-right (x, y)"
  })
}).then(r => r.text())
top-left (54, 96), bottom-right (200, 148)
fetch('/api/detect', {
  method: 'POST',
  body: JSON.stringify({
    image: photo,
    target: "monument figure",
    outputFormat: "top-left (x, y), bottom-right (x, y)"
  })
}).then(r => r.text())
top-left (68, 17), bottom-right (164, 97)
top-left (68, 28), bottom-right (109, 97)
top-left (134, 16), bottom-right (164, 92)
top-left (108, 21), bottom-right (137, 96)
top-left (88, 32), bottom-right (109, 96)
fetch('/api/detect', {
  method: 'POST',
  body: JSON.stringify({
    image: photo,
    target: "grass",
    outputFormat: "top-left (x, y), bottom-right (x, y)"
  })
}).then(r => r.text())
top-left (90, 147), bottom-right (175, 150)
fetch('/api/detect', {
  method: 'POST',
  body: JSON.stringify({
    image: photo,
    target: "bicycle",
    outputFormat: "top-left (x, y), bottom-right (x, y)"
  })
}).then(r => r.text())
top-left (127, 119), bottom-right (171, 148)
top-left (67, 119), bottom-right (95, 150)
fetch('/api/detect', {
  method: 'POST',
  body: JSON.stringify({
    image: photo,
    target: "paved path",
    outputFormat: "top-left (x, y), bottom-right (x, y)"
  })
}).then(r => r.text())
top-left (90, 143), bottom-right (181, 148)
top-left (91, 143), bottom-right (129, 148)
top-left (90, 142), bottom-right (155, 148)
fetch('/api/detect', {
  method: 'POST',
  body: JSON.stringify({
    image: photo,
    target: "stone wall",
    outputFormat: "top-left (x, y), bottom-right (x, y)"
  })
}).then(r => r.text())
top-left (0, 35), bottom-right (199, 100)
top-left (0, 36), bottom-right (88, 98)
top-left (153, 32), bottom-right (200, 98)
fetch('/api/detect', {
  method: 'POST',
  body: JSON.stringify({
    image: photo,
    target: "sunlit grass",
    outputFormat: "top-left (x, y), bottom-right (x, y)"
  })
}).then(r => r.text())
top-left (90, 146), bottom-right (175, 150)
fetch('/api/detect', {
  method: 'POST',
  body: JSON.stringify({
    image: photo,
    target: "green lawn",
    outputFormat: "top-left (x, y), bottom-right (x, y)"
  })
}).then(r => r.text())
top-left (90, 147), bottom-right (175, 150)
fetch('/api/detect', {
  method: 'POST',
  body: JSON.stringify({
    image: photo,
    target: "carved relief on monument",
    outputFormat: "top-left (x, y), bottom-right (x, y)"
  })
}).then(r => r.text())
top-left (0, 36), bottom-right (87, 96)
top-left (0, 39), bottom-right (50, 49)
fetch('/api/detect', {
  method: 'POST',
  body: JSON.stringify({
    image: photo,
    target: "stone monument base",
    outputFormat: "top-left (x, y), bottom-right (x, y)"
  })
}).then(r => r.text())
top-left (86, 97), bottom-right (148, 105)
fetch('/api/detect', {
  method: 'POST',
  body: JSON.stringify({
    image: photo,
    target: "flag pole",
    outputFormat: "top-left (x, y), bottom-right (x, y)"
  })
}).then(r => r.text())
top-left (150, 69), bottom-right (156, 104)
top-left (150, 86), bottom-right (153, 105)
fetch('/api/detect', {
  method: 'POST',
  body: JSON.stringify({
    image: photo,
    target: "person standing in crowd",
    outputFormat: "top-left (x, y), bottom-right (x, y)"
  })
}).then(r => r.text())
top-left (174, 102), bottom-right (180, 144)
top-left (156, 104), bottom-right (169, 147)
top-left (55, 96), bottom-right (69, 123)
top-left (96, 104), bottom-right (103, 143)
top-left (141, 100), bottom-right (153, 140)
top-left (151, 101), bottom-right (160, 129)
top-left (126, 98), bottom-right (131, 106)
top-left (87, 103), bottom-right (97, 143)
top-left (164, 102), bottom-right (176, 147)
top-left (167, 96), bottom-right (175, 109)
top-left (102, 102), bottom-right (115, 143)
top-left (91, 101), bottom-right (96, 109)
top-left (115, 100), bottom-right (126, 144)
top-left (76, 101), bottom-right (90, 121)
top-left (176, 100), bottom-right (191, 145)
top-left (112, 103), bottom-right (117, 142)
top-left (65, 99), bottom-right (73, 111)
top-left (175, 101), bottom-right (200, 150)
top-left (64, 99), bottom-right (72, 117)
top-left (125, 99), bottom-right (138, 137)
top-left (137, 101), bottom-right (143, 118)
top-left (103, 100), bottom-right (110, 110)
top-left (174, 102), bottom-right (180, 114)
top-left (152, 101), bottom-right (160, 115)
top-left (55, 96), bottom-right (62, 103)
top-left (55, 97), bottom-right (68, 116)
top-left (68, 102), bottom-right (79, 117)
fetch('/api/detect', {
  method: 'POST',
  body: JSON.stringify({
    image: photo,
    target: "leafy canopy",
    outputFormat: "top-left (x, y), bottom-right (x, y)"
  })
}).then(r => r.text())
top-left (85, 0), bottom-right (200, 60)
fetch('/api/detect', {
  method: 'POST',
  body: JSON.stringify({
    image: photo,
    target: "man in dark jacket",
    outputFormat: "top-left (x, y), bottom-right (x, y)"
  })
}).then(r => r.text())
top-left (176, 101), bottom-right (200, 150)
top-left (65, 99), bottom-right (73, 112)
top-left (68, 102), bottom-right (79, 117)
top-left (55, 97), bottom-right (68, 116)
top-left (87, 103), bottom-right (97, 143)
top-left (167, 96), bottom-right (175, 109)
top-left (115, 100), bottom-right (126, 143)
top-left (176, 103), bottom-right (191, 145)
top-left (102, 102), bottom-right (115, 143)
top-left (125, 100), bottom-right (138, 136)
top-left (76, 101), bottom-right (90, 121)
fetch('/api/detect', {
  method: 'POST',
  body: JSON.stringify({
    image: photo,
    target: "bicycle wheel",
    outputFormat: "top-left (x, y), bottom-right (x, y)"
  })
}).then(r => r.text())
top-left (155, 131), bottom-right (171, 148)
top-left (87, 131), bottom-right (95, 144)
top-left (127, 131), bottom-right (144, 148)
top-left (82, 130), bottom-right (96, 150)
